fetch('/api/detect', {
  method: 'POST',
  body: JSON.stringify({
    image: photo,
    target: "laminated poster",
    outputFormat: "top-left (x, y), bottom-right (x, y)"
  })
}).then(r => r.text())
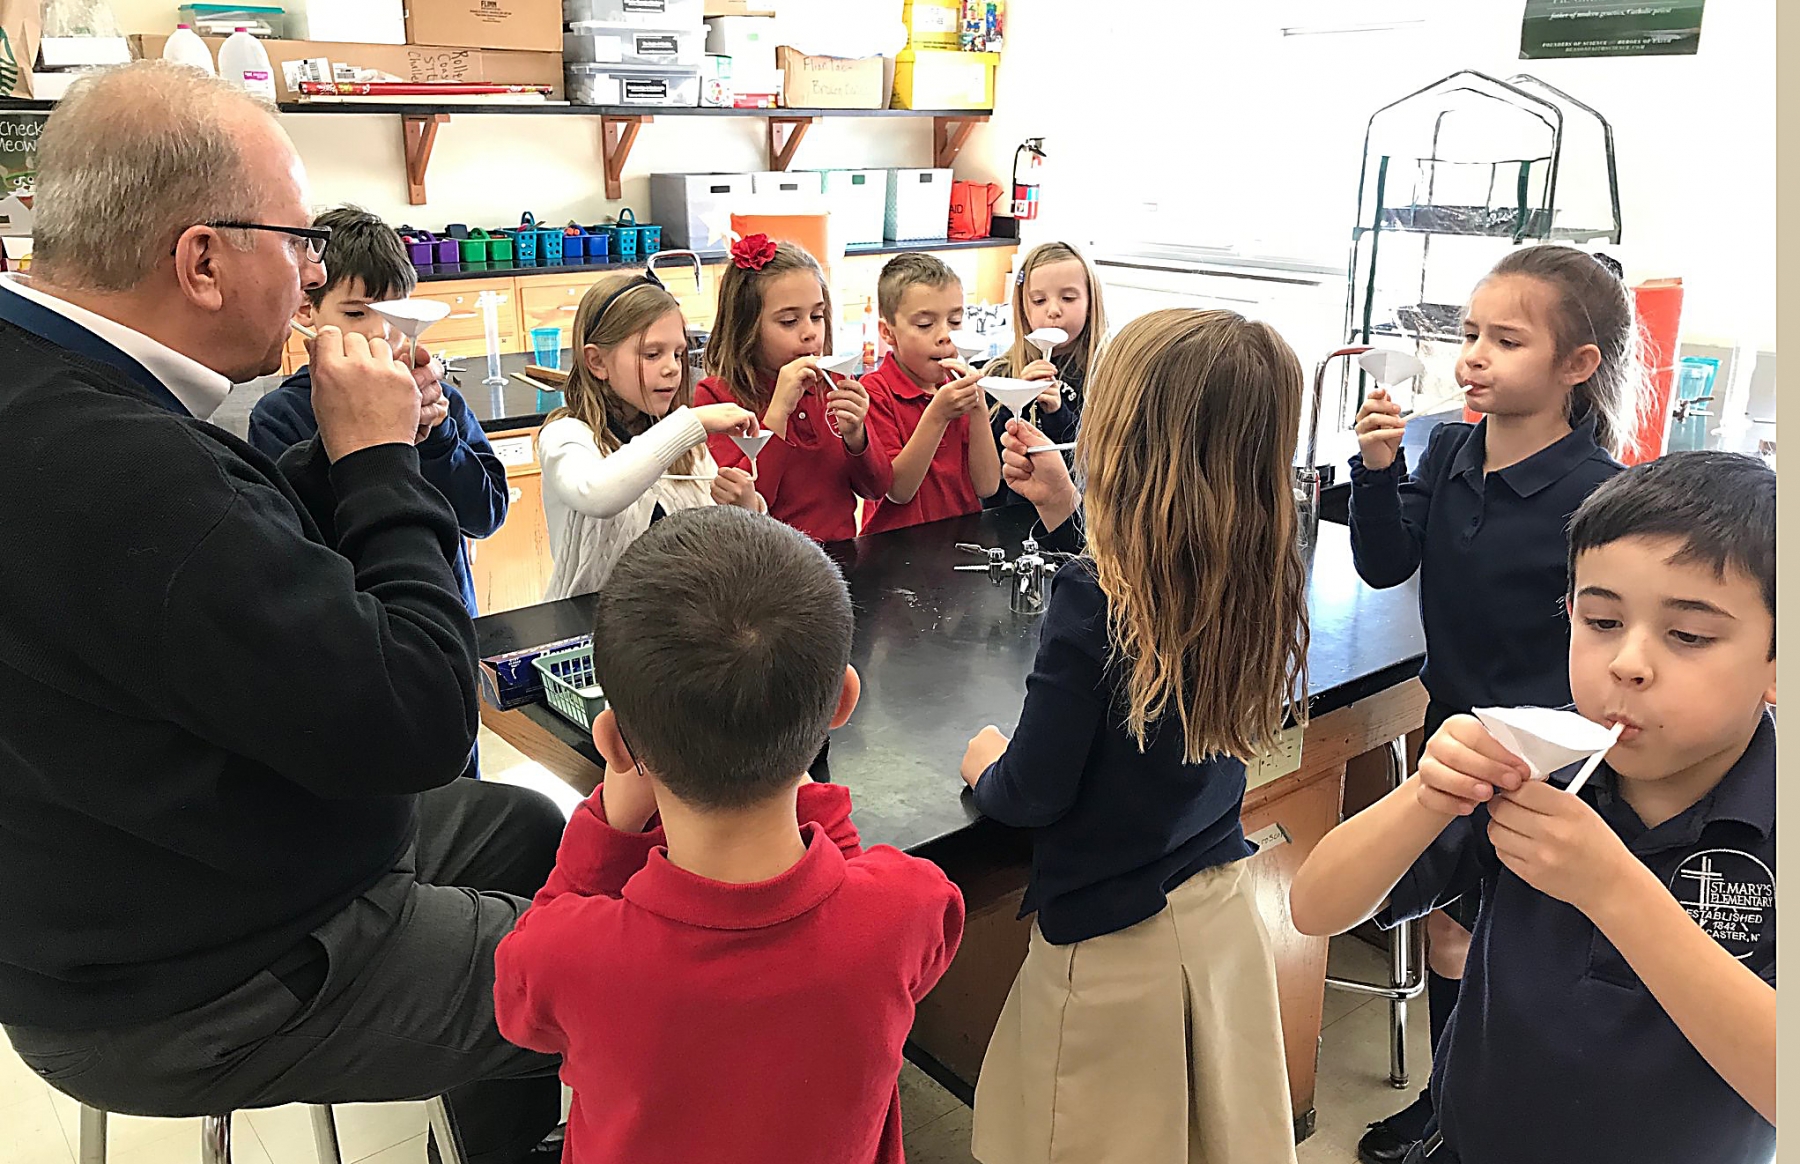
top-left (1520, 0), bottom-right (1705, 59)
top-left (0, 110), bottom-right (43, 237)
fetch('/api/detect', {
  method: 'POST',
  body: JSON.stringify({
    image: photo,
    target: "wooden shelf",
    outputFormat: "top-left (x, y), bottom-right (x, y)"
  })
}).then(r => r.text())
top-left (0, 99), bottom-right (991, 204)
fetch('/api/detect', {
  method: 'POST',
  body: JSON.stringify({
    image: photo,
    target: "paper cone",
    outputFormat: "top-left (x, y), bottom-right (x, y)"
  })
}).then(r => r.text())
top-left (1472, 706), bottom-right (1619, 781)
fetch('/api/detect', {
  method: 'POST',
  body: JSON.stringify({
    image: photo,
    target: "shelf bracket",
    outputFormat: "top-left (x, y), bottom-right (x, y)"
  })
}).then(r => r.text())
top-left (767, 116), bottom-right (816, 172)
top-left (932, 114), bottom-right (987, 169)
top-left (401, 113), bottom-right (450, 206)
top-left (601, 114), bottom-right (652, 200)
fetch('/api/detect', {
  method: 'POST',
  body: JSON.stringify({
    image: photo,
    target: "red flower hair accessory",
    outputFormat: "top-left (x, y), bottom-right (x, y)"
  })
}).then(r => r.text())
top-left (731, 233), bottom-right (778, 271)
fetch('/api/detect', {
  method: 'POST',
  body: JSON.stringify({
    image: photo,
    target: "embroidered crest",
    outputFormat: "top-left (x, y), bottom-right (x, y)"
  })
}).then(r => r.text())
top-left (1669, 848), bottom-right (1775, 960)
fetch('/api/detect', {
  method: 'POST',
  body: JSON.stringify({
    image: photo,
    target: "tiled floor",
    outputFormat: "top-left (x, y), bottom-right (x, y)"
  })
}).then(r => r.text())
top-left (0, 732), bottom-right (1424, 1164)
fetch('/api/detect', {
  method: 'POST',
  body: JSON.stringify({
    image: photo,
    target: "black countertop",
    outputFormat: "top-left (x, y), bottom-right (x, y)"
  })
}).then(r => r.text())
top-left (475, 506), bottom-right (1424, 854)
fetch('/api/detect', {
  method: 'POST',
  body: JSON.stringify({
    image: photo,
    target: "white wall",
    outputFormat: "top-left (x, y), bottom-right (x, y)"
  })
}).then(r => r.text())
top-left (960, 0), bottom-right (1775, 350)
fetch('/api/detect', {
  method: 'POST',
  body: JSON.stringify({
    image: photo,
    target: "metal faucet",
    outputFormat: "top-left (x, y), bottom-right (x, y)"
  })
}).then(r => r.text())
top-left (956, 538), bottom-right (1067, 615)
top-left (1296, 345), bottom-right (1373, 551)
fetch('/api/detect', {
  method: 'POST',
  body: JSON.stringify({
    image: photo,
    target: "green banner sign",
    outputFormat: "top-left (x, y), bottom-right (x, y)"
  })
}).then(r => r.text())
top-left (0, 110), bottom-right (42, 236)
top-left (1520, 0), bottom-right (1705, 59)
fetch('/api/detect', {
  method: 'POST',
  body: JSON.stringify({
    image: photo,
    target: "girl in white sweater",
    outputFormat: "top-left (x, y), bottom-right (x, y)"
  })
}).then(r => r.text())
top-left (540, 272), bottom-right (763, 600)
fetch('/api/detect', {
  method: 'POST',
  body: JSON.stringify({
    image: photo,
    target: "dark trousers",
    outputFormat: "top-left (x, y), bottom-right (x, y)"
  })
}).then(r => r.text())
top-left (5, 779), bottom-right (567, 1164)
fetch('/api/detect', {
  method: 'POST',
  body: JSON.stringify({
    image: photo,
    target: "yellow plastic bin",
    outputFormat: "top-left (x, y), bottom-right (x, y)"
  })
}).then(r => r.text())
top-left (901, 0), bottom-right (962, 49)
top-left (892, 48), bottom-right (998, 110)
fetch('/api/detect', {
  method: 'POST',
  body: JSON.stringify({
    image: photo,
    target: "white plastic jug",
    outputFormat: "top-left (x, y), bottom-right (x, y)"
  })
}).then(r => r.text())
top-left (219, 28), bottom-right (276, 101)
top-left (161, 24), bottom-right (216, 74)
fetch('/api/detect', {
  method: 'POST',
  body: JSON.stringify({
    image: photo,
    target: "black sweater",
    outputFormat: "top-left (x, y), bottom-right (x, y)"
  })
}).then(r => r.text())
top-left (971, 550), bottom-right (1254, 945)
top-left (0, 318), bottom-right (481, 1029)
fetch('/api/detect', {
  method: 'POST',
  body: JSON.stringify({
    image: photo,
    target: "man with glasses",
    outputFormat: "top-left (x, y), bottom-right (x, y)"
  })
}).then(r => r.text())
top-left (0, 61), bottom-right (565, 1164)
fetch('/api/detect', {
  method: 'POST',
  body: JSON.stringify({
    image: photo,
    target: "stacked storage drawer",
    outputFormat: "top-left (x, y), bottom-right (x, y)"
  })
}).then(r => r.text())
top-left (565, 0), bottom-right (704, 107)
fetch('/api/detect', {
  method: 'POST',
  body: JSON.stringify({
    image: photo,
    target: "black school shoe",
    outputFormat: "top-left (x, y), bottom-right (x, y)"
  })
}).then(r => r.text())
top-left (1358, 1091), bottom-right (1433, 1164)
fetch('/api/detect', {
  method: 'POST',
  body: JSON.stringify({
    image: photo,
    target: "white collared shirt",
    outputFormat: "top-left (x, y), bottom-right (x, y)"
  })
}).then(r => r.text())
top-left (0, 273), bottom-right (233, 420)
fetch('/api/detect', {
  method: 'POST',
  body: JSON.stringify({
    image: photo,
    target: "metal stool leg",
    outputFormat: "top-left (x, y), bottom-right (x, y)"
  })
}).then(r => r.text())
top-left (426, 1096), bottom-right (466, 1164)
top-left (76, 1105), bottom-right (108, 1164)
top-left (308, 1106), bottom-right (344, 1164)
top-left (1324, 737), bottom-right (1428, 1087)
top-left (200, 1115), bottom-right (232, 1164)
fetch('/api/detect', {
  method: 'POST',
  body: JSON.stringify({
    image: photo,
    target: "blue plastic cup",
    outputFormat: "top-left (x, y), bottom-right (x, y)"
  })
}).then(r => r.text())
top-left (530, 326), bottom-right (563, 371)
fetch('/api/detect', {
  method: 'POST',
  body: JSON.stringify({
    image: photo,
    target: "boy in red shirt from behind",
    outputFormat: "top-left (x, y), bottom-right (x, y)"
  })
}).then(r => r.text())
top-left (860, 254), bottom-right (1002, 534)
top-left (494, 505), bottom-right (965, 1164)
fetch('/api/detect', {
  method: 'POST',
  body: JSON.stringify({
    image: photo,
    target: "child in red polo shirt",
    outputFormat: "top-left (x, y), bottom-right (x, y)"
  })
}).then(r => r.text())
top-left (694, 236), bottom-right (893, 542)
top-left (860, 254), bottom-right (1002, 534)
top-left (494, 506), bottom-right (965, 1164)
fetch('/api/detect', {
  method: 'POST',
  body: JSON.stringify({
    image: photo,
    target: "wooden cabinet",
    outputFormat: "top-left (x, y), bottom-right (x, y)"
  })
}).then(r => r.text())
top-left (411, 281), bottom-right (518, 359)
top-left (468, 428), bottom-right (556, 616)
top-left (519, 275), bottom-right (603, 342)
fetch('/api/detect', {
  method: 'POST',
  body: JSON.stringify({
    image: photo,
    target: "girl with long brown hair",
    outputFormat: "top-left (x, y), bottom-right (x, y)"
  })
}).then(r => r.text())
top-left (693, 236), bottom-right (892, 542)
top-left (539, 271), bottom-right (762, 600)
top-left (962, 309), bottom-right (1310, 1164)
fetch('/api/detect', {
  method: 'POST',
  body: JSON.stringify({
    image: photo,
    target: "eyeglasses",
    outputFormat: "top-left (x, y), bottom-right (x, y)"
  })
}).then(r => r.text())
top-left (175, 222), bottom-right (332, 262)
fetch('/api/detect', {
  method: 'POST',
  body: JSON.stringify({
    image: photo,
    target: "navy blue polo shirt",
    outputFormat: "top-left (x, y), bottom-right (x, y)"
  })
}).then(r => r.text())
top-left (1348, 417), bottom-right (1621, 714)
top-left (1382, 713), bottom-right (1777, 1163)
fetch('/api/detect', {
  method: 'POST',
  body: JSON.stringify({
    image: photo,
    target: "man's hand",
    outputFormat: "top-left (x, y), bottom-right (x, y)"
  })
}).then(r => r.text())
top-left (1000, 418), bottom-right (1080, 528)
top-left (710, 465), bottom-right (761, 511)
top-left (1487, 779), bottom-right (1636, 915)
top-left (309, 327), bottom-right (422, 462)
top-left (1414, 716), bottom-right (1530, 818)
top-left (961, 725), bottom-right (1009, 788)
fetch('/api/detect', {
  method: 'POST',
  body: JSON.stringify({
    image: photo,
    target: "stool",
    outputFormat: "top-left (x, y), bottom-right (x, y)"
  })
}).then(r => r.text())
top-left (73, 1098), bottom-right (465, 1164)
top-left (1323, 737), bottom-right (1428, 1087)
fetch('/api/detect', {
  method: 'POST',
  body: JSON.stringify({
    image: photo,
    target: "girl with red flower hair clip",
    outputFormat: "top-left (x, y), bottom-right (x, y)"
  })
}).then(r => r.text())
top-left (695, 237), bottom-right (894, 542)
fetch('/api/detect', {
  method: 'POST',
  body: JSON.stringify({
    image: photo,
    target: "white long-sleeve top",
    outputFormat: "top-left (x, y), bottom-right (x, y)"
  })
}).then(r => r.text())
top-left (539, 407), bottom-right (715, 600)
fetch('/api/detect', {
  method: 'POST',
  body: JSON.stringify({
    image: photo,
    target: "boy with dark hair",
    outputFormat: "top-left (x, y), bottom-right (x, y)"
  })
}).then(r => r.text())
top-left (861, 252), bottom-right (1002, 533)
top-left (1291, 450), bottom-right (1776, 1164)
top-left (493, 506), bottom-right (965, 1164)
top-left (248, 206), bottom-right (508, 618)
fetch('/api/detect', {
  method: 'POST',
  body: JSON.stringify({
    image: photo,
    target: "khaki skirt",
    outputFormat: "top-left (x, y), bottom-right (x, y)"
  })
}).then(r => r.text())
top-left (971, 859), bottom-right (1298, 1164)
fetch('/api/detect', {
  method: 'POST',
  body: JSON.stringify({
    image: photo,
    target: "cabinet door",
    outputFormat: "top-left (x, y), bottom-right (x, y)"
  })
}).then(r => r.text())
top-left (518, 274), bottom-right (609, 339)
top-left (412, 281), bottom-right (519, 359)
top-left (467, 429), bottom-right (555, 615)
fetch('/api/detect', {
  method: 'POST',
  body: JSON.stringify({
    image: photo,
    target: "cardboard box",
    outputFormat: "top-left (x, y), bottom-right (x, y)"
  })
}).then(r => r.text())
top-left (130, 35), bottom-right (564, 100)
top-left (776, 46), bottom-right (883, 109)
top-left (892, 47), bottom-right (995, 109)
top-left (403, 0), bottom-right (561, 53)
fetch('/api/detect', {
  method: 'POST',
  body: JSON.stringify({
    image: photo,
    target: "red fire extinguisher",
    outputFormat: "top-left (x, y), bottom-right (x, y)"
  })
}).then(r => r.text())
top-left (1012, 137), bottom-right (1046, 221)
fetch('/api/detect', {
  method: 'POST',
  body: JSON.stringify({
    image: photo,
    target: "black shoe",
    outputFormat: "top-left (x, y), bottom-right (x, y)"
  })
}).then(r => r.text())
top-left (1357, 1092), bottom-right (1433, 1164)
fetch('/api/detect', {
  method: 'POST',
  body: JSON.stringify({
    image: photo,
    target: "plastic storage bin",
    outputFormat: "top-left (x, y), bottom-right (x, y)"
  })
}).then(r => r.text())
top-left (650, 172), bottom-right (753, 256)
top-left (884, 168), bottom-right (954, 242)
top-left (563, 0), bottom-right (703, 27)
top-left (179, 3), bottom-right (285, 37)
top-left (532, 642), bottom-right (608, 729)
top-left (892, 48), bottom-right (997, 109)
top-left (749, 170), bottom-right (823, 201)
top-left (813, 169), bottom-right (887, 246)
top-left (703, 15), bottom-right (777, 72)
top-left (565, 23), bottom-right (705, 66)
top-left (566, 63), bottom-right (702, 107)
top-left (501, 227), bottom-right (537, 267)
top-left (519, 213), bottom-right (565, 266)
top-left (575, 226), bottom-right (613, 261)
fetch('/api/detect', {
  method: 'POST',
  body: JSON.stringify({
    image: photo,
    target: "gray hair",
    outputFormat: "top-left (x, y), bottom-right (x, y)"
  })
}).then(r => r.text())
top-left (31, 61), bottom-right (274, 291)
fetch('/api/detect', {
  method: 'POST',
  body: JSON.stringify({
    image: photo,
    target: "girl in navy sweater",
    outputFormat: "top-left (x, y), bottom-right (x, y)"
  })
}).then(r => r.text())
top-left (961, 309), bottom-right (1310, 1164)
top-left (981, 241), bottom-right (1107, 510)
top-left (1345, 244), bottom-right (1636, 1162)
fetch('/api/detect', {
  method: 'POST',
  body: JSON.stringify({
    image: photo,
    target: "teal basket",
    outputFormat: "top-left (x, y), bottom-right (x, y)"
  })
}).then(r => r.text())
top-left (531, 642), bottom-right (607, 729)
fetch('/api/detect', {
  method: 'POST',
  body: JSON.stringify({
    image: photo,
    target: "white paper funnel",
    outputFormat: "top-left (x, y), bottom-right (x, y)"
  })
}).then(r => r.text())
top-left (1027, 327), bottom-right (1068, 359)
top-left (981, 376), bottom-right (1043, 415)
top-left (369, 298), bottom-right (452, 340)
top-left (817, 350), bottom-right (862, 376)
top-left (1358, 348), bottom-right (1426, 386)
top-left (949, 331), bottom-right (987, 360)
top-left (1472, 706), bottom-right (1620, 781)
top-left (729, 430), bottom-right (774, 461)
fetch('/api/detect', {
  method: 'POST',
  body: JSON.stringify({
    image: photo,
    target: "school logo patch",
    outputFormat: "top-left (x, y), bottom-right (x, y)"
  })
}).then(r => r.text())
top-left (1669, 849), bottom-right (1775, 961)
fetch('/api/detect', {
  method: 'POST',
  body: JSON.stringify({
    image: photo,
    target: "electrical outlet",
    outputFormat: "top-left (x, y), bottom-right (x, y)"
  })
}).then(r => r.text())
top-left (1248, 723), bottom-right (1306, 790)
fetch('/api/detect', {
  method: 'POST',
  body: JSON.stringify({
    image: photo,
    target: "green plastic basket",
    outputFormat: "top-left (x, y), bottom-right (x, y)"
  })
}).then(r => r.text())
top-left (531, 642), bottom-right (607, 729)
